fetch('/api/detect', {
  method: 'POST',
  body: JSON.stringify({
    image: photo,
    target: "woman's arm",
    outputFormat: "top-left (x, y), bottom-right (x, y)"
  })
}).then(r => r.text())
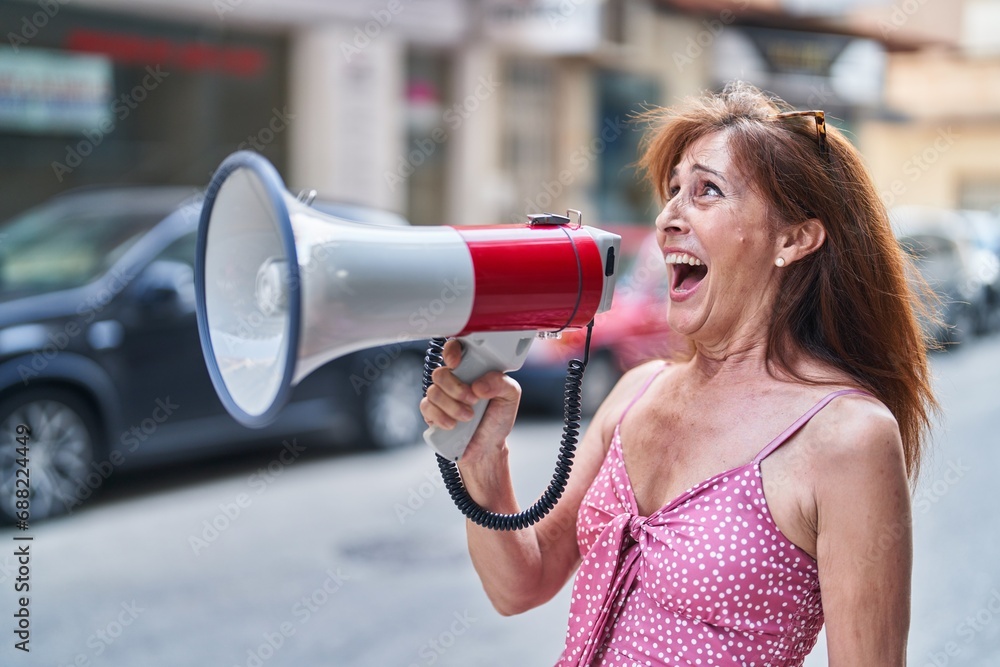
top-left (420, 340), bottom-right (661, 615)
top-left (812, 398), bottom-right (912, 666)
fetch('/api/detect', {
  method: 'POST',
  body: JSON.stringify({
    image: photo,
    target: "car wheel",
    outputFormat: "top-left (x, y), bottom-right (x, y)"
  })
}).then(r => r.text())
top-left (581, 353), bottom-right (621, 418)
top-left (0, 389), bottom-right (98, 523)
top-left (361, 353), bottom-right (427, 450)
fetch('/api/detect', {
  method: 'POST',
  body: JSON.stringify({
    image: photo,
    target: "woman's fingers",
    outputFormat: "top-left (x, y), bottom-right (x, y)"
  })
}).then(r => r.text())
top-left (429, 363), bottom-right (475, 402)
top-left (421, 383), bottom-right (475, 428)
top-left (419, 396), bottom-right (456, 430)
top-left (421, 340), bottom-right (477, 430)
top-left (442, 339), bottom-right (464, 369)
top-left (471, 371), bottom-right (521, 405)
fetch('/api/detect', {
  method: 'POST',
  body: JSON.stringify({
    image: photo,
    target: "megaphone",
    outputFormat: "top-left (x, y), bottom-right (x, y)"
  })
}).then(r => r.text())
top-left (195, 151), bottom-right (620, 463)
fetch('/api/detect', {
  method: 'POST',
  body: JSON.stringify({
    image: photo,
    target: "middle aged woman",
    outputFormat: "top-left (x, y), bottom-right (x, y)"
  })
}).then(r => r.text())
top-left (420, 82), bottom-right (936, 666)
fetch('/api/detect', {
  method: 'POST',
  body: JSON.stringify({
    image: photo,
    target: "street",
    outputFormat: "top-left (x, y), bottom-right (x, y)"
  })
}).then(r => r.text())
top-left (2, 334), bottom-right (999, 667)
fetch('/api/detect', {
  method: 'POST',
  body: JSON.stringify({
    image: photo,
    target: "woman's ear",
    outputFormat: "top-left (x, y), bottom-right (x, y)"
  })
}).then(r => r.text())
top-left (779, 218), bottom-right (826, 264)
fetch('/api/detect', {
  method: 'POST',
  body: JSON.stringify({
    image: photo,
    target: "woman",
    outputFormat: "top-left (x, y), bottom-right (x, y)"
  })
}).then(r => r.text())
top-left (420, 82), bottom-right (936, 666)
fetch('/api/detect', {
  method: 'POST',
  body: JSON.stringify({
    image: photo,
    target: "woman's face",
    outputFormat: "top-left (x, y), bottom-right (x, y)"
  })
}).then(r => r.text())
top-left (655, 131), bottom-right (781, 347)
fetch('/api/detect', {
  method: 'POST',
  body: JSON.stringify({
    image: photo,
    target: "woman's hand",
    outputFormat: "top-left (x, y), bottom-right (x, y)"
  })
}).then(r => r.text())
top-left (419, 339), bottom-right (522, 493)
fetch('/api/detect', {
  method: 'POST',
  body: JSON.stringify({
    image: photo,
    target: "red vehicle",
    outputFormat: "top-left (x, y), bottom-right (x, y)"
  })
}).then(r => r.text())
top-left (513, 229), bottom-right (686, 415)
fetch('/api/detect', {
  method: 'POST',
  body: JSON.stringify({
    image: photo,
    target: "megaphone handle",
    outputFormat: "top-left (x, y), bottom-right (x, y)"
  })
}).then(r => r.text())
top-left (423, 331), bottom-right (536, 461)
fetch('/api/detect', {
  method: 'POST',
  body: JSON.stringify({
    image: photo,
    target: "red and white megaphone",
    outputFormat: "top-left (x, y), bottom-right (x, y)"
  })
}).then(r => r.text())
top-left (195, 151), bottom-right (620, 462)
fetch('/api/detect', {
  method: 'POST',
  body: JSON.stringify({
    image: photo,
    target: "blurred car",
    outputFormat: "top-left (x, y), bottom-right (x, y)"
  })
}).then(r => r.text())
top-left (0, 187), bottom-right (428, 523)
top-left (959, 209), bottom-right (1000, 334)
top-left (513, 230), bottom-right (686, 416)
top-left (891, 206), bottom-right (992, 345)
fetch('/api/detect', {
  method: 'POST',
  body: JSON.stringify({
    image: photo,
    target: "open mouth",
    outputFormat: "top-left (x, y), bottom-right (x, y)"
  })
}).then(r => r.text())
top-left (666, 252), bottom-right (708, 296)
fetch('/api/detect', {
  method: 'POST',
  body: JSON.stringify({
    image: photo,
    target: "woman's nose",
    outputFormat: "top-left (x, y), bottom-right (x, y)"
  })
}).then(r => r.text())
top-left (655, 200), bottom-right (689, 236)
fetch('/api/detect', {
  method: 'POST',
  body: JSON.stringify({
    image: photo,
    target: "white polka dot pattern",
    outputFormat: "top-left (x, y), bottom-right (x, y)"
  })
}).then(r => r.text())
top-left (553, 387), bottom-right (871, 667)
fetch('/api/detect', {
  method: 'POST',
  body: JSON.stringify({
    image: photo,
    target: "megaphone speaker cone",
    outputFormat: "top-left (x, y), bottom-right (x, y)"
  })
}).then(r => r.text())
top-left (196, 152), bottom-right (302, 427)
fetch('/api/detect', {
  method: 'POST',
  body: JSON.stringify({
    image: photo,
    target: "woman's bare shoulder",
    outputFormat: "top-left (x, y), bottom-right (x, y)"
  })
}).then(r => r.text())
top-left (807, 391), bottom-right (902, 460)
top-left (780, 357), bottom-right (903, 465)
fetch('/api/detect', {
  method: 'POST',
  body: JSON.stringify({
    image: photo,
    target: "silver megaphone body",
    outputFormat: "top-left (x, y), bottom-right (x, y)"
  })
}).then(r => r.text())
top-left (195, 151), bottom-right (620, 461)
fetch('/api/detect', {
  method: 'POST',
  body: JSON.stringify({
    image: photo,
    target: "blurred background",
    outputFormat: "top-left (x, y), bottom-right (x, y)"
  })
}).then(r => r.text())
top-left (0, 0), bottom-right (999, 665)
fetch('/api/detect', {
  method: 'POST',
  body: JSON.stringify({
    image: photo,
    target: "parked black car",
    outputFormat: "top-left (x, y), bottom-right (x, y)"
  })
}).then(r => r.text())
top-left (0, 187), bottom-right (428, 522)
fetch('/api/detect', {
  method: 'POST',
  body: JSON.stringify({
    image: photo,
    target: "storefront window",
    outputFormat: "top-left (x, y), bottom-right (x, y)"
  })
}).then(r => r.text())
top-left (501, 58), bottom-right (554, 223)
top-left (0, 2), bottom-right (287, 221)
top-left (595, 69), bottom-right (658, 224)
top-left (404, 49), bottom-right (450, 227)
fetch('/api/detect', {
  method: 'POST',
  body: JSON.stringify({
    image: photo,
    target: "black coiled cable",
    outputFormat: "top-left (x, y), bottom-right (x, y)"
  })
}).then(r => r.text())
top-left (422, 323), bottom-right (593, 531)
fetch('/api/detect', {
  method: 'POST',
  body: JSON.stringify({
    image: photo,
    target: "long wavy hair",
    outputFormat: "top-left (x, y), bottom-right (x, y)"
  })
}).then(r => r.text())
top-left (637, 81), bottom-right (937, 483)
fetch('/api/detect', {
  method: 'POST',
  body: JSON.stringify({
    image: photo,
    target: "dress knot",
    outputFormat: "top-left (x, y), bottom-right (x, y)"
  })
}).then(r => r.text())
top-left (627, 514), bottom-right (646, 542)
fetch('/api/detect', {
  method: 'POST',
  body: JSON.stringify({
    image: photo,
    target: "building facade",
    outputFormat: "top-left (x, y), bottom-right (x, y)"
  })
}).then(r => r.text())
top-left (2, 0), bottom-right (992, 228)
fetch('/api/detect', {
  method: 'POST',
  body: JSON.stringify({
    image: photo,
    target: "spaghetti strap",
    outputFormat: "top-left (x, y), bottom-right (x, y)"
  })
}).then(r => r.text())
top-left (753, 388), bottom-right (872, 464)
top-left (618, 361), bottom-right (669, 427)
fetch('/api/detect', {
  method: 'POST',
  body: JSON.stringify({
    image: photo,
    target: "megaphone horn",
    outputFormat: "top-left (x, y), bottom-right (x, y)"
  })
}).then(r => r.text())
top-left (195, 151), bottom-right (621, 461)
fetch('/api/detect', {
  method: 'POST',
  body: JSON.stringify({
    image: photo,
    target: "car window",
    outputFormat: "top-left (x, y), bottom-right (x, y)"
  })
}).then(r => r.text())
top-left (0, 200), bottom-right (167, 297)
top-left (156, 232), bottom-right (197, 268)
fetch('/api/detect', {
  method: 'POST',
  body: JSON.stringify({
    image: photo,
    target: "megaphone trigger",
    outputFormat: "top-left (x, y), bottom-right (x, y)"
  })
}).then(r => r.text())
top-left (423, 330), bottom-right (536, 461)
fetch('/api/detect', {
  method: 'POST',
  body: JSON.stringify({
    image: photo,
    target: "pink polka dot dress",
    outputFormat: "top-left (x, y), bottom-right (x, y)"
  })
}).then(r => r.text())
top-left (556, 367), bottom-right (868, 666)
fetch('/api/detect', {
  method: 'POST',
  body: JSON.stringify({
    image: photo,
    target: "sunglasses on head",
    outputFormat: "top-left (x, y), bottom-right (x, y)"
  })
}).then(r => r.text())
top-left (772, 110), bottom-right (828, 161)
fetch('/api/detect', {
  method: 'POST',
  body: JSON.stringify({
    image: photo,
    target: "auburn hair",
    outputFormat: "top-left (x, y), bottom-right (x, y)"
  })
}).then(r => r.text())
top-left (637, 81), bottom-right (936, 483)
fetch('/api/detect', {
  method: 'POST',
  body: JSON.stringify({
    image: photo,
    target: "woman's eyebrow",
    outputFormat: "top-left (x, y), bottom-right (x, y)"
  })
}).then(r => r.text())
top-left (669, 163), bottom-right (729, 185)
top-left (692, 163), bottom-right (728, 184)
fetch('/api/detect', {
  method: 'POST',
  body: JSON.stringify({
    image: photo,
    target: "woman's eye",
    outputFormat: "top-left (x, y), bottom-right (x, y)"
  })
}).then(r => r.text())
top-left (702, 181), bottom-right (723, 197)
top-left (667, 180), bottom-right (723, 200)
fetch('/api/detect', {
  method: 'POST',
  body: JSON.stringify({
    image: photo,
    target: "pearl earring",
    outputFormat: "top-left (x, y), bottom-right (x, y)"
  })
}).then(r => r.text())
top-left (775, 257), bottom-right (786, 267)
